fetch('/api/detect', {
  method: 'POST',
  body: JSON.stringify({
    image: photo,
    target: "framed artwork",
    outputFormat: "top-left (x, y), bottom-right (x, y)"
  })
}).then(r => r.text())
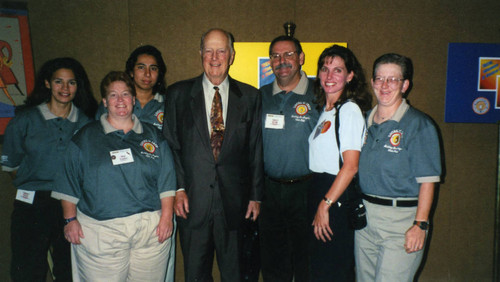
top-left (0, 7), bottom-right (35, 134)
top-left (445, 43), bottom-right (500, 123)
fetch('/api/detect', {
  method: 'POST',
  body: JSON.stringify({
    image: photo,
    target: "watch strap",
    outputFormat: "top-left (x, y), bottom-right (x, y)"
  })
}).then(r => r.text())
top-left (64, 217), bottom-right (77, 225)
top-left (323, 197), bottom-right (333, 206)
top-left (413, 220), bottom-right (429, 230)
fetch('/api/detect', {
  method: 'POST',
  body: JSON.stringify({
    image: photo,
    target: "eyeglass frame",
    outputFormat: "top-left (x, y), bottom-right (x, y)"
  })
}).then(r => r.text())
top-left (373, 76), bottom-right (405, 88)
top-left (269, 51), bottom-right (298, 61)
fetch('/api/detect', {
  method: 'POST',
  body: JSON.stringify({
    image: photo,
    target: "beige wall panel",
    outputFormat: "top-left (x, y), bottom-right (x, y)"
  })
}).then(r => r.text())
top-left (27, 0), bottom-right (130, 100)
top-left (1, 0), bottom-right (500, 281)
top-left (127, 0), bottom-right (296, 85)
top-left (446, 123), bottom-right (497, 281)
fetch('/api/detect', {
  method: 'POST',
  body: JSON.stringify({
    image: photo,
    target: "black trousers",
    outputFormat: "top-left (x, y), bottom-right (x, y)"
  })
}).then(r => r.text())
top-left (307, 173), bottom-right (354, 282)
top-left (179, 183), bottom-right (241, 282)
top-left (259, 177), bottom-right (310, 282)
top-left (10, 191), bottom-right (72, 282)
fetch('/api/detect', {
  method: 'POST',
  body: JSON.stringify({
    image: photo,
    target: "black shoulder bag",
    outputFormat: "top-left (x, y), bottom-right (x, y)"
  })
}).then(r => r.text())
top-left (335, 103), bottom-right (367, 230)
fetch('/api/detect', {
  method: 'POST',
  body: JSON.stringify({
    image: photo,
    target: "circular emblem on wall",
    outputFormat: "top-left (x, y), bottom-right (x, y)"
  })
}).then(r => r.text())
top-left (156, 111), bottom-right (164, 123)
top-left (295, 104), bottom-right (309, 116)
top-left (472, 97), bottom-right (490, 115)
top-left (389, 132), bottom-right (402, 147)
top-left (321, 121), bottom-right (331, 134)
top-left (143, 142), bottom-right (156, 153)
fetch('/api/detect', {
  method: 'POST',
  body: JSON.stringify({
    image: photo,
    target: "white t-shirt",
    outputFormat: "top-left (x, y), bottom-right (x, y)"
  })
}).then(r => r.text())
top-left (308, 101), bottom-right (365, 175)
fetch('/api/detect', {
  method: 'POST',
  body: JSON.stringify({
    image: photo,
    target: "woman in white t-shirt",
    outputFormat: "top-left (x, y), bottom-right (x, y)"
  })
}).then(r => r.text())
top-left (308, 45), bottom-right (372, 282)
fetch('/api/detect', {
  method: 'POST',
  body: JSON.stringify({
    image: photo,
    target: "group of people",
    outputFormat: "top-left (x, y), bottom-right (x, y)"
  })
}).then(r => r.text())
top-left (262, 37), bottom-right (441, 282)
top-left (1, 27), bottom-right (441, 282)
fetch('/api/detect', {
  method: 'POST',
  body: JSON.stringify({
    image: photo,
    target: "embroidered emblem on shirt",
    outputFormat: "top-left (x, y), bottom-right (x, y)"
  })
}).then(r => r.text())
top-left (140, 140), bottom-right (158, 156)
top-left (384, 130), bottom-right (404, 153)
top-left (155, 110), bottom-right (164, 124)
top-left (142, 142), bottom-right (156, 153)
top-left (295, 103), bottom-right (309, 116)
top-left (389, 131), bottom-right (402, 147)
top-left (291, 102), bottom-right (312, 122)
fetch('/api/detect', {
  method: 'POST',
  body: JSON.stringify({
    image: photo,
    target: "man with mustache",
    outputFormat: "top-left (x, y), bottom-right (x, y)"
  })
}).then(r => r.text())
top-left (259, 36), bottom-right (319, 281)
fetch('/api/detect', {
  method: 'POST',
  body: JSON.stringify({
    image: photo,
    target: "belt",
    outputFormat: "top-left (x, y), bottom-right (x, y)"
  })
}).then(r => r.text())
top-left (267, 174), bottom-right (313, 185)
top-left (362, 194), bottom-right (418, 207)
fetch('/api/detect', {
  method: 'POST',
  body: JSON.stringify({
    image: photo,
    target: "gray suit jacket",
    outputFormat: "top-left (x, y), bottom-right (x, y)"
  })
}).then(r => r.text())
top-left (163, 74), bottom-right (263, 230)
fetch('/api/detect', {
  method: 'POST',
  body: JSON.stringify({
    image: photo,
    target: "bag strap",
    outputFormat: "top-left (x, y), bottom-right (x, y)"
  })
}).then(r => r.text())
top-left (334, 102), bottom-right (362, 201)
top-left (334, 103), bottom-right (344, 169)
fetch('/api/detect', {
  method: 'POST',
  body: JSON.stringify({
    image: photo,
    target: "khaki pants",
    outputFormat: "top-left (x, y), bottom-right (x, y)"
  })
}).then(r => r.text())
top-left (72, 210), bottom-right (171, 282)
top-left (354, 200), bottom-right (425, 282)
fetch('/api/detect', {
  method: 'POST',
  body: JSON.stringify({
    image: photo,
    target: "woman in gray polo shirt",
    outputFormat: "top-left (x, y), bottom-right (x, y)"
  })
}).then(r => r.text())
top-left (355, 53), bottom-right (441, 282)
top-left (53, 71), bottom-right (176, 281)
top-left (1, 57), bottom-right (97, 281)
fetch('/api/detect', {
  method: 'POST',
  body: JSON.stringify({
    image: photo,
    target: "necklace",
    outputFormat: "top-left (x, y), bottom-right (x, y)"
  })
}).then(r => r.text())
top-left (374, 111), bottom-right (391, 122)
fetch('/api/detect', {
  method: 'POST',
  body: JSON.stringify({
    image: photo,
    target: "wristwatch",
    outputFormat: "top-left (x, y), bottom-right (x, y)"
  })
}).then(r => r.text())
top-left (323, 197), bottom-right (333, 206)
top-left (413, 220), bottom-right (429, 230)
top-left (64, 217), bottom-right (77, 225)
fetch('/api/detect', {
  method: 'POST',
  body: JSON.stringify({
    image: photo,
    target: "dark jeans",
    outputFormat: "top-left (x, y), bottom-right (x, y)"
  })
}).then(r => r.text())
top-left (259, 177), bottom-right (310, 282)
top-left (10, 191), bottom-right (72, 282)
top-left (307, 173), bottom-right (354, 282)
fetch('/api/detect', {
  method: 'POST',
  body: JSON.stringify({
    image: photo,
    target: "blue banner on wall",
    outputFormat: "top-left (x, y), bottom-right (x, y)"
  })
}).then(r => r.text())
top-left (445, 43), bottom-right (500, 123)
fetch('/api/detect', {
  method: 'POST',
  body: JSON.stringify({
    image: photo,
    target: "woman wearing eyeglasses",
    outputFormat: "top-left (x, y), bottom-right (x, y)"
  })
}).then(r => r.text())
top-left (307, 45), bottom-right (372, 281)
top-left (355, 53), bottom-right (441, 282)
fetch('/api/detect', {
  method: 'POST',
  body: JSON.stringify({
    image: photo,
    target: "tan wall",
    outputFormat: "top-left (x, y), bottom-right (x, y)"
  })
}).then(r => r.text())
top-left (1, 0), bottom-right (499, 281)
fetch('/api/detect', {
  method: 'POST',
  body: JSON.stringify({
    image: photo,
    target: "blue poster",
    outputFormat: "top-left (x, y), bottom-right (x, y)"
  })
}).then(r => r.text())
top-left (259, 57), bottom-right (275, 88)
top-left (445, 43), bottom-right (500, 123)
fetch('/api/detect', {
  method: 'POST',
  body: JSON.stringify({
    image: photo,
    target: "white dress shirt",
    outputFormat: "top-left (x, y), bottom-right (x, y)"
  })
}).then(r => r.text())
top-left (202, 74), bottom-right (230, 135)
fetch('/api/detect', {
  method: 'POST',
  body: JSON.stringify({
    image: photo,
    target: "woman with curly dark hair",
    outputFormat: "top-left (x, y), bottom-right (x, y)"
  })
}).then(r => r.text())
top-left (308, 45), bottom-right (372, 281)
top-left (1, 57), bottom-right (97, 281)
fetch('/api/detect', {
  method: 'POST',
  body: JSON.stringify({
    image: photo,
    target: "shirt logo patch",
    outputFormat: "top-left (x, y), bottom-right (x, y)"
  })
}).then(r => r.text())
top-left (140, 140), bottom-right (159, 158)
top-left (291, 102), bottom-right (312, 123)
top-left (313, 120), bottom-right (331, 139)
top-left (295, 103), bottom-right (309, 116)
top-left (389, 132), bottom-right (402, 147)
top-left (384, 130), bottom-right (403, 153)
top-left (142, 142), bottom-right (156, 153)
top-left (155, 110), bottom-right (164, 124)
top-left (321, 121), bottom-right (331, 134)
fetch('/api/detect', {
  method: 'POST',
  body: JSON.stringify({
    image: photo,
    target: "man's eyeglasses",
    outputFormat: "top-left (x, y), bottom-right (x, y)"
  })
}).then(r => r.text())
top-left (270, 51), bottom-right (297, 61)
top-left (373, 76), bottom-right (404, 88)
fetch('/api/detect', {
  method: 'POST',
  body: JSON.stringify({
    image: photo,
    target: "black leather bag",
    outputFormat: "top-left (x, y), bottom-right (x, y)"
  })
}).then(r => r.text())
top-left (345, 177), bottom-right (367, 230)
top-left (335, 103), bottom-right (367, 230)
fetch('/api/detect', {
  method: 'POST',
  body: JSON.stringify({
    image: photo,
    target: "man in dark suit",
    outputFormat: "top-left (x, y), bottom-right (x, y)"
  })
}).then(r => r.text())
top-left (162, 28), bottom-right (263, 281)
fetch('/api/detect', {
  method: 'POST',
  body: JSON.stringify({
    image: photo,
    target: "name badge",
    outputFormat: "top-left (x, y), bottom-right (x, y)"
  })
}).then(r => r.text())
top-left (265, 114), bottom-right (285, 129)
top-left (16, 189), bottom-right (35, 204)
top-left (110, 148), bottom-right (134, 165)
